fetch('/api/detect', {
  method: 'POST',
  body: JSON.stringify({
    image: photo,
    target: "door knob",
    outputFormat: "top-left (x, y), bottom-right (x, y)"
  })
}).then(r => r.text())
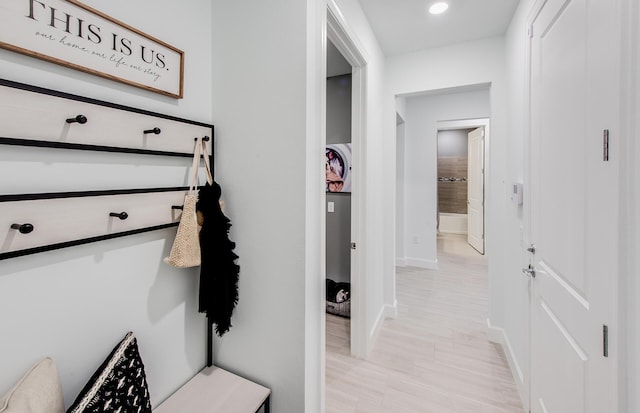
top-left (522, 264), bottom-right (536, 278)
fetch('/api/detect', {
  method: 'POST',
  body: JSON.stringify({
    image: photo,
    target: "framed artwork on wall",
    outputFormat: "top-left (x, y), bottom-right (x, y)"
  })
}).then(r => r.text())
top-left (325, 143), bottom-right (351, 193)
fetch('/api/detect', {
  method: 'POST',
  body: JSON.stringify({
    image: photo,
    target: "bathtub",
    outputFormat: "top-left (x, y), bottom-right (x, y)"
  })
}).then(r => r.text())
top-left (438, 213), bottom-right (468, 234)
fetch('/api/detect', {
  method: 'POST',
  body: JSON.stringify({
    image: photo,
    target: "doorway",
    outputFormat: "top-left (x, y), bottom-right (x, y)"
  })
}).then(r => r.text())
top-left (325, 39), bottom-right (353, 342)
top-left (326, 2), bottom-right (368, 359)
top-left (437, 119), bottom-right (489, 254)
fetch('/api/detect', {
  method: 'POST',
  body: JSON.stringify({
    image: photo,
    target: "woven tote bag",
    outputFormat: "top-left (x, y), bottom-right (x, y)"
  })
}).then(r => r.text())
top-left (164, 137), bottom-right (209, 268)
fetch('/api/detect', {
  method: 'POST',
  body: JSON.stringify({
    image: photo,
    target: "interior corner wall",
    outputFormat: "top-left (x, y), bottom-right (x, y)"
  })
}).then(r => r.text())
top-left (210, 1), bottom-right (314, 411)
top-left (0, 0), bottom-right (213, 408)
top-left (402, 89), bottom-right (490, 268)
top-left (396, 119), bottom-right (406, 266)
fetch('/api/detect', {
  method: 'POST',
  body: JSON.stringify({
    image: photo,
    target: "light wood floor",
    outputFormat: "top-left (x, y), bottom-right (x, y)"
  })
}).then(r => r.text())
top-left (326, 234), bottom-right (525, 413)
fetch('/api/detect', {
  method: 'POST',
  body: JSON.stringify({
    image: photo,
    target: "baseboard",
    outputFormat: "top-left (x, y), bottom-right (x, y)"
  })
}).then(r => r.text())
top-left (396, 258), bottom-right (407, 267)
top-left (438, 229), bottom-right (467, 235)
top-left (405, 257), bottom-right (438, 270)
top-left (486, 319), bottom-right (528, 410)
top-left (369, 306), bottom-right (386, 353)
top-left (384, 300), bottom-right (398, 319)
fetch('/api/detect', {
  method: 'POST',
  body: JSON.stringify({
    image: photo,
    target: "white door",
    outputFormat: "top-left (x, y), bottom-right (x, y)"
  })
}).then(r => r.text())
top-left (528, 0), bottom-right (619, 411)
top-left (467, 127), bottom-right (484, 254)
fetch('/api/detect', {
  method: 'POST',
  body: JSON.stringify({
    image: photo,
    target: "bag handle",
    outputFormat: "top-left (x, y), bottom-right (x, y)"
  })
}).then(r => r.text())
top-left (200, 138), bottom-right (213, 185)
top-left (189, 137), bottom-right (203, 192)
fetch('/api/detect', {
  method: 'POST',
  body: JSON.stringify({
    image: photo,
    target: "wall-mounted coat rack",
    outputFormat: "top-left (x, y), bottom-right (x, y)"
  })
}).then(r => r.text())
top-left (0, 78), bottom-right (214, 260)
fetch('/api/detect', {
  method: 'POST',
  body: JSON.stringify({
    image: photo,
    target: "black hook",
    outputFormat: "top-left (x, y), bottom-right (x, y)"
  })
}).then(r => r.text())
top-left (194, 136), bottom-right (210, 142)
top-left (10, 223), bottom-right (34, 234)
top-left (109, 212), bottom-right (128, 220)
top-left (66, 114), bottom-right (88, 124)
top-left (171, 205), bottom-right (184, 210)
top-left (144, 127), bottom-right (161, 135)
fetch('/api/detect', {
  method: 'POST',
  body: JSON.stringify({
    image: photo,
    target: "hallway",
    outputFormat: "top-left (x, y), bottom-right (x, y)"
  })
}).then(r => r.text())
top-left (326, 234), bottom-right (524, 412)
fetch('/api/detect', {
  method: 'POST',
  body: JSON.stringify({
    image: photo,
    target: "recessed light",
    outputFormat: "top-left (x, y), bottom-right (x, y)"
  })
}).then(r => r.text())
top-left (429, 2), bottom-right (449, 15)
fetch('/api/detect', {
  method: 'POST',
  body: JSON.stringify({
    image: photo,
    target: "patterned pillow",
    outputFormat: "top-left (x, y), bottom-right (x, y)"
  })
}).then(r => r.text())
top-left (67, 332), bottom-right (151, 413)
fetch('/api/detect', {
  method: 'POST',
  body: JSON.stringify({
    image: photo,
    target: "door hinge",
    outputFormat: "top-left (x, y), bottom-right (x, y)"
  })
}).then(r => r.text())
top-left (527, 26), bottom-right (534, 38)
top-left (603, 325), bottom-right (609, 357)
top-left (603, 129), bottom-right (610, 161)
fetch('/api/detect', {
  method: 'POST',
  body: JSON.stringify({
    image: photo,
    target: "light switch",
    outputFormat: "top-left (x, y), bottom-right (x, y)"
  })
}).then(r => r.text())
top-left (328, 202), bottom-right (335, 213)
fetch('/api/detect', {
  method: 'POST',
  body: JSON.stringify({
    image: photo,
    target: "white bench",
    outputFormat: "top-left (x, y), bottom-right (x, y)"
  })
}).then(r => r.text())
top-left (154, 366), bottom-right (271, 413)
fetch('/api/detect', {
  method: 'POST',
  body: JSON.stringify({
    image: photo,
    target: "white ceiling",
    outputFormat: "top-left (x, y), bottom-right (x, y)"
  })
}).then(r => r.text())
top-left (358, 0), bottom-right (520, 56)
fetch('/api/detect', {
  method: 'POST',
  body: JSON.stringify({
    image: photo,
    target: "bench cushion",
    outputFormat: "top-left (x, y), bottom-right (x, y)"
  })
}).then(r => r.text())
top-left (154, 366), bottom-right (270, 413)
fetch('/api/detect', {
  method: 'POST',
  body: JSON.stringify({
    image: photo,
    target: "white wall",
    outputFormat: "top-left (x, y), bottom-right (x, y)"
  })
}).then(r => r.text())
top-left (210, 1), bottom-right (313, 411)
top-left (326, 75), bottom-right (352, 284)
top-left (0, 0), bottom-right (213, 408)
top-left (499, 0), bottom-right (537, 405)
top-left (400, 89), bottom-right (490, 268)
top-left (438, 129), bottom-right (471, 158)
top-left (384, 36), bottom-right (509, 326)
top-left (209, 1), bottom-right (388, 410)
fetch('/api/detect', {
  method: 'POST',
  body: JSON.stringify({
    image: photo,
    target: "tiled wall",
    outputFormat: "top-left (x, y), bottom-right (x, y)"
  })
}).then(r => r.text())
top-left (438, 156), bottom-right (468, 214)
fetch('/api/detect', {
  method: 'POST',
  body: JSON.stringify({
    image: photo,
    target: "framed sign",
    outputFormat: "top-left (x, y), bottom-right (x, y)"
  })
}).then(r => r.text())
top-left (0, 0), bottom-right (184, 98)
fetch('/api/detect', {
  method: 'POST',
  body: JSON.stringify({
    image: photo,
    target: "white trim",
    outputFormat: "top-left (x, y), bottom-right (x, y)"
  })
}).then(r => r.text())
top-left (395, 258), bottom-right (407, 267)
top-left (326, 0), bottom-right (368, 67)
top-left (405, 257), bottom-right (438, 270)
top-left (306, 1), bottom-right (327, 412)
top-left (385, 300), bottom-right (398, 319)
top-left (369, 305), bottom-right (386, 346)
top-left (487, 319), bottom-right (528, 411)
top-left (437, 118), bottom-right (491, 131)
top-left (621, 0), bottom-right (638, 411)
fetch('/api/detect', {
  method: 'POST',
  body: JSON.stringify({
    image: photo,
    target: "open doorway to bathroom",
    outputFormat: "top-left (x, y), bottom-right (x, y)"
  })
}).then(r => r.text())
top-left (437, 119), bottom-right (488, 254)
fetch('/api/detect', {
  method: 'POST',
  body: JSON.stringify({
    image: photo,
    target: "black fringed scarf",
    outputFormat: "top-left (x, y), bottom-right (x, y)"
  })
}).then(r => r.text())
top-left (196, 181), bottom-right (239, 336)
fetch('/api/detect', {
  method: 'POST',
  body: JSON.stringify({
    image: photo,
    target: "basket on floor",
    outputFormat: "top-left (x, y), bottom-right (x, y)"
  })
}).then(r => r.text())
top-left (326, 278), bottom-right (351, 318)
top-left (326, 299), bottom-right (351, 318)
